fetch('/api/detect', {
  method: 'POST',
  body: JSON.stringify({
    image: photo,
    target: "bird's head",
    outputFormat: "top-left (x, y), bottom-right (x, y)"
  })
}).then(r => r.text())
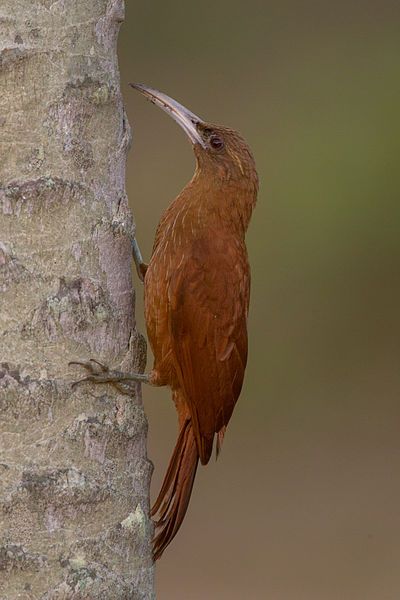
top-left (130, 83), bottom-right (258, 187)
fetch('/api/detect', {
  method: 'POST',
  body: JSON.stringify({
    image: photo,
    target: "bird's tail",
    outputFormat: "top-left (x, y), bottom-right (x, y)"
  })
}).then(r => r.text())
top-left (151, 417), bottom-right (199, 560)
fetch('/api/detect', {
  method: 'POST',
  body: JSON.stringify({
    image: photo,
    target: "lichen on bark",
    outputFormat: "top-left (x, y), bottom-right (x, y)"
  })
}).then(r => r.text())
top-left (0, 1), bottom-right (154, 598)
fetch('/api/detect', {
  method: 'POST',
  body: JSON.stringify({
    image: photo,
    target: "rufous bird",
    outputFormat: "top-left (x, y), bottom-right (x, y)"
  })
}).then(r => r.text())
top-left (71, 84), bottom-right (259, 560)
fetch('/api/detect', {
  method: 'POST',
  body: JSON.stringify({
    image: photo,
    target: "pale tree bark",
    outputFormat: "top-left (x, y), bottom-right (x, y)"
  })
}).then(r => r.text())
top-left (0, 1), bottom-right (154, 598)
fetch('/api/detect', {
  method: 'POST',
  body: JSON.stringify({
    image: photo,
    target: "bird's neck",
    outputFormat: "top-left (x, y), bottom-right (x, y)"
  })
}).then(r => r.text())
top-left (173, 165), bottom-right (257, 238)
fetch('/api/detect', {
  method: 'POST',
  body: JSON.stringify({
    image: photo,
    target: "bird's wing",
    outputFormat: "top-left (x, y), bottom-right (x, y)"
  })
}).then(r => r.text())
top-left (168, 233), bottom-right (250, 465)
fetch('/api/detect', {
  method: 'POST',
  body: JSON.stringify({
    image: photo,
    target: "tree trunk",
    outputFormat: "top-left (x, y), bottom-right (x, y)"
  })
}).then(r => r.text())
top-left (0, 1), bottom-right (154, 598)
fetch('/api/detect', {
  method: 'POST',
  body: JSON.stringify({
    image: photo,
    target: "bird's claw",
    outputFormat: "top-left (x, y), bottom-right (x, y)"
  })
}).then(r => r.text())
top-left (69, 358), bottom-right (109, 373)
top-left (68, 358), bottom-right (110, 388)
top-left (69, 359), bottom-right (113, 389)
top-left (69, 359), bottom-right (142, 395)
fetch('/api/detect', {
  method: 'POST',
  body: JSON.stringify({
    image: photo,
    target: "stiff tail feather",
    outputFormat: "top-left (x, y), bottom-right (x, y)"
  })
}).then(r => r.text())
top-left (151, 418), bottom-right (199, 560)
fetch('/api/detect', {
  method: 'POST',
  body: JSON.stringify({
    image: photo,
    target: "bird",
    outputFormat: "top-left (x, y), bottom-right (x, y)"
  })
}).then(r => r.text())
top-left (71, 84), bottom-right (259, 560)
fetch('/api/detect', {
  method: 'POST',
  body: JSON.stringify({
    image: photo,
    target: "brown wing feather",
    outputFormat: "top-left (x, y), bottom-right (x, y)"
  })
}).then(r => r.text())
top-left (168, 232), bottom-right (250, 465)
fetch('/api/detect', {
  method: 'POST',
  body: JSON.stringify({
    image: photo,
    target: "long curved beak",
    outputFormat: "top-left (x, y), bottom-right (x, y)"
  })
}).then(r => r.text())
top-left (129, 83), bottom-right (206, 148)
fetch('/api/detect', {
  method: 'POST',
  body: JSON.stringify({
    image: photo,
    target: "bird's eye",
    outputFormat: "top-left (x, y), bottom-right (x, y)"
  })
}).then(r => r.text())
top-left (209, 135), bottom-right (224, 150)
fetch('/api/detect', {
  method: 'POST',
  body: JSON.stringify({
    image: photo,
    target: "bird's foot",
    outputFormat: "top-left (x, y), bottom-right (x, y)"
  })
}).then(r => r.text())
top-left (69, 358), bottom-right (150, 395)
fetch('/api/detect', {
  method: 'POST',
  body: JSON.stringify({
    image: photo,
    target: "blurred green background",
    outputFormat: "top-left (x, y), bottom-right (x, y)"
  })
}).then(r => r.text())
top-left (119, 2), bottom-right (400, 598)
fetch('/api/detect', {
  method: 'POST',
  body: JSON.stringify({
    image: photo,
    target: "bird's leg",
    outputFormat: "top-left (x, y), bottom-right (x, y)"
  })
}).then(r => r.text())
top-left (69, 358), bottom-right (151, 395)
top-left (131, 237), bottom-right (148, 282)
